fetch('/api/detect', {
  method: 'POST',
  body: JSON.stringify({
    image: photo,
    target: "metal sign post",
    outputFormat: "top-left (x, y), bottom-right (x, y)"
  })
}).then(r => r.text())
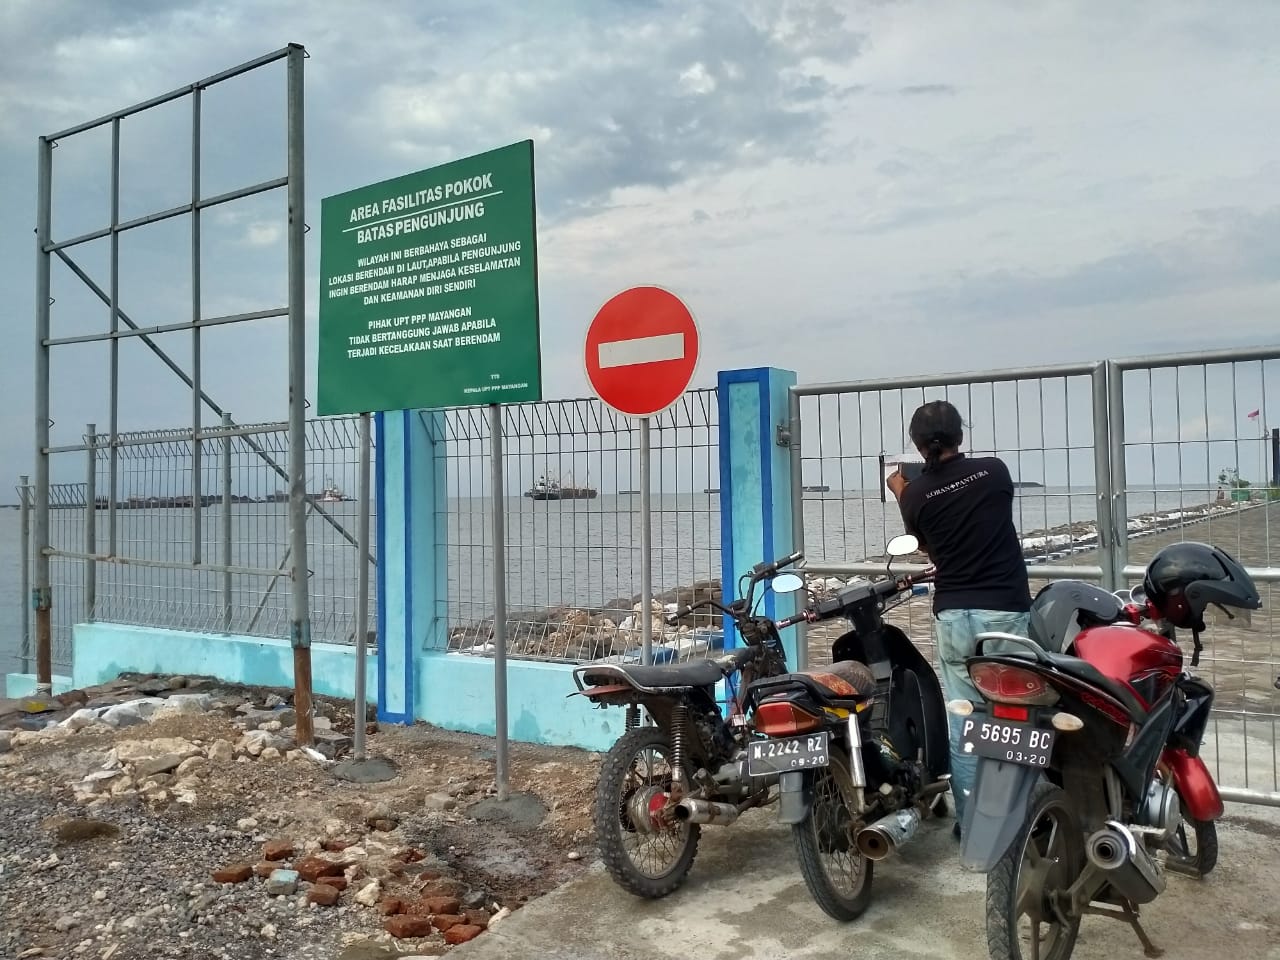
top-left (639, 418), bottom-right (653, 665)
top-left (584, 286), bottom-right (701, 670)
top-left (353, 411), bottom-right (372, 761)
top-left (490, 403), bottom-right (510, 799)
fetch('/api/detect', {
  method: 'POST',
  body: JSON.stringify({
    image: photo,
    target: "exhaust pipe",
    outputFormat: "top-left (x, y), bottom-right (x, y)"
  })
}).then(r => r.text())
top-left (674, 799), bottom-right (740, 826)
top-left (855, 806), bottom-right (922, 861)
top-left (1085, 821), bottom-right (1166, 904)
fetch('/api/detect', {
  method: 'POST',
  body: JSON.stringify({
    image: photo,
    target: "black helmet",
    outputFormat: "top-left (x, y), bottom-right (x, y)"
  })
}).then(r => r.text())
top-left (1142, 542), bottom-right (1261, 630)
top-left (1029, 580), bottom-right (1126, 653)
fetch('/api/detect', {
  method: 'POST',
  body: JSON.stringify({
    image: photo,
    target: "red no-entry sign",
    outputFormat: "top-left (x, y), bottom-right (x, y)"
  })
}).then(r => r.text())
top-left (584, 286), bottom-right (700, 417)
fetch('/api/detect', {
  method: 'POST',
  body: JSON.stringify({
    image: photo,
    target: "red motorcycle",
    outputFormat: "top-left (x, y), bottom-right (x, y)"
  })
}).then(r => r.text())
top-left (956, 541), bottom-right (1261, 960)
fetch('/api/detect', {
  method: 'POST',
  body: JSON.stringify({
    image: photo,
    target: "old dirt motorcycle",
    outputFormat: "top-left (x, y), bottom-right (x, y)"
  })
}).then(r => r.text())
top-left (570, 550), bottom-right (809, 898)
top-left (743, 534), bottom-right (953, 921)
top-left (956, 541), bottom-right (1262, 960)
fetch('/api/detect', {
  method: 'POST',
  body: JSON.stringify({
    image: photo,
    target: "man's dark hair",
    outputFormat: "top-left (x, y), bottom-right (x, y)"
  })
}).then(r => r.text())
top-left (909, 400), bottom-right (964, 469)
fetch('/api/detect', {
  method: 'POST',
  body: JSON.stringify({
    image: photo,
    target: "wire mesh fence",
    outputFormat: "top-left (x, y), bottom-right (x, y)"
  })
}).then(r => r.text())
top-left (793, 350), bottom-right (1280, 801)
top-left (441, 389), bottom-right (722, 664)
top-left (31, 417), bottom-right (376, 671)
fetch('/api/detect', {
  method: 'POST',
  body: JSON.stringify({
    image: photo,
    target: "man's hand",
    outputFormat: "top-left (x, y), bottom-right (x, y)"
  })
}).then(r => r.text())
top-left (886, 466), bottom-right (909, 501)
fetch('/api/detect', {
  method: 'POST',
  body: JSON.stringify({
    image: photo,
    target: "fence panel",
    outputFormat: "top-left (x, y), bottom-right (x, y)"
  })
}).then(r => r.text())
top-left (40, 419), bottom-right (379, 651)
top-left (790, 363), bottom-right (1109, 667)
top-left (1112, 350), bottom-right (1280, 802)
top-left (442, 389), bottom-right (722, 664)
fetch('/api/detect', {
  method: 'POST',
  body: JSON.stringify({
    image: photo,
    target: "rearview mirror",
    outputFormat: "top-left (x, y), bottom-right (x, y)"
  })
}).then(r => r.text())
top-left (886, 534), bottom-right (919, 558)
top-left (771, 573), bottom-right (805, 594)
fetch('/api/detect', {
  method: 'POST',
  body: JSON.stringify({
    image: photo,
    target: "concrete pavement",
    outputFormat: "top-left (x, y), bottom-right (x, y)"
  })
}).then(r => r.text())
top-left (455, 803), bottom-right (1280, 960)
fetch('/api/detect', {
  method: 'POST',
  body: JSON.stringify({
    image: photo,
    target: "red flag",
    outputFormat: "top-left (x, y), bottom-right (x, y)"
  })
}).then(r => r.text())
top-left (1246, 409), bottom-right (1260, 419)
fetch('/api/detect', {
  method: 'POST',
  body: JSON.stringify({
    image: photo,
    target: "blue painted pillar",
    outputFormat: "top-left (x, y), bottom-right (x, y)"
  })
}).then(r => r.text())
top-left (718, 367), bottom-right (800, 667)
top-left (375, 409), bottom-right (448, 724)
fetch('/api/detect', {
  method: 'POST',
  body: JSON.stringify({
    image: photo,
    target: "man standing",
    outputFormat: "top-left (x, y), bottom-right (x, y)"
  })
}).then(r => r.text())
top-left (886, 400), bottom-right (1031, 834)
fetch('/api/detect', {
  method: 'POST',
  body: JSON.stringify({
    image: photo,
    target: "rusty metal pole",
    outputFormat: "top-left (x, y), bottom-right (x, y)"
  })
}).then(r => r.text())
top-left (33, 134), bottom-right (53, 695)
top-left (286, 44), bottom-right (314, 747)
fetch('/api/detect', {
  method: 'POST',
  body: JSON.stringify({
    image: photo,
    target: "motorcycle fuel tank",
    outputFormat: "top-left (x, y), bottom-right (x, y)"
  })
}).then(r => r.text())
top-left (1074, 624), bottom-right (1183, 708)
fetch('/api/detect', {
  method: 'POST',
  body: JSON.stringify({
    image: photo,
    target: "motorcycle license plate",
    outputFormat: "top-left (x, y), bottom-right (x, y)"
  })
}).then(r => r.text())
top-left (747, 731), bottom-right (830, 777)
top-left (959, 717), bottom-right (1055, 768)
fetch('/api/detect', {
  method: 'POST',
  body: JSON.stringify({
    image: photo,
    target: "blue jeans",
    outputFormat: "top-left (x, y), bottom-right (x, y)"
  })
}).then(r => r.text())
top-left (934, 608), bottom-right (1032, 827)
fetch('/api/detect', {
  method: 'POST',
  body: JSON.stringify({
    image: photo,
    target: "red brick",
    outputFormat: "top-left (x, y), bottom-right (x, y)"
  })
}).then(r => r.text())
top-left (384, 915), bottom-right (433, 938)
top-left (263, 840), bottom-right (294, 862)
top-left (445, 924), bottom-right (485, 945)
top-left (253, 862), bottom-right (277, 879)
top-left (296, 856), bottom-right (346, 882)
top-left (322, 875), bottom-right (348, 891)
top-left (212, 863), bottom-right (253, 884)
top-left (423, 896), bottom-right (461, 916)
top-left (378, 897), bottom-right (404, 916)
top-left (395, 847), bottom-right (426, 863)
top-left (433, 914), bottom-right (463, 932)
top-left (464, 909), bottom-right (490, 929)
top-left (322, 839), bottom-right (351, 852)
top-left (308, 884), bottom-right (341, 907)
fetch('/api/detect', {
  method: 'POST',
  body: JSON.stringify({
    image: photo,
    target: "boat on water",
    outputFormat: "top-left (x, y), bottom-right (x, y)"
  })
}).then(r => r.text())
top-left (524, 475), bottom-right (598, 501)
top-left (313, 481), bottom-right (352, 503)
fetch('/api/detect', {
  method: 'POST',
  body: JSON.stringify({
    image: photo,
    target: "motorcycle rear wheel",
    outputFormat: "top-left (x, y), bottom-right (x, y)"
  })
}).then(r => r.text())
top-left (985, 781), bottom-right (1084, 960)
top-left (792, 754), bottom-right (874, 921)
top-left (593, 725), bottom-right (701, 899)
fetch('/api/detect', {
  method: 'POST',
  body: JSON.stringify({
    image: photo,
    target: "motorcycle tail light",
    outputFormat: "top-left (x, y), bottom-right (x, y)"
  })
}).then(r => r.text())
top-left (968, 662), bottom-right (1060, 706)
top-left (992, 703), bottom-right (1030, 722)
top-left (755, 701), bottom-right (823, 736)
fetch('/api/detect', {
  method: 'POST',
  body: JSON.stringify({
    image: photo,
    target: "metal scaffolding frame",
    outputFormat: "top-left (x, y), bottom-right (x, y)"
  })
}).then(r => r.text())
top-left (31, 44), bottom-right (317, 742)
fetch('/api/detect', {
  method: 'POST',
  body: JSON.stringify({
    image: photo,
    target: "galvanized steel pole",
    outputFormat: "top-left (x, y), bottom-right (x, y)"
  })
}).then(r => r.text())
top-left (19, 475), bottom-right (31, 674)
top-left (787, 389), bottom-right (807, 670)
top-left (222, 411), bottom-right (234, 630)
top-left (640, 417), bottom-right (653, 666)
top-left (353, 412), bottom-right (372, 761)
top-left (490, 403), bottom-right (510, 799)
top-left (1106, 360), bottom-right (1129, 589)
top-left (85, 425), bottom-right (97, 620)
top-left (191, 87), bottom-right (204, 567)
top-left (33, 135), bottom-right (53, 694)
top-left (286, 44), bottom-right (314, 747)
top-left (108, 119), bottom-right (121, 556)
top-left (1090, 364), bottom-right (1117, 592)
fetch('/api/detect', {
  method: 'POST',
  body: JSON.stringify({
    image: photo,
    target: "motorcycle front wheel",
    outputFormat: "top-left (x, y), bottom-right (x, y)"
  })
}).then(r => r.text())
top-left (1164, 796), bottom-right (1218, 878)
top-left (792, 754), bottom-right (874, 921)
top-left (593, 724), bottom-right (701, 899)
top-left (985, 781), bottom-right (1084, 960)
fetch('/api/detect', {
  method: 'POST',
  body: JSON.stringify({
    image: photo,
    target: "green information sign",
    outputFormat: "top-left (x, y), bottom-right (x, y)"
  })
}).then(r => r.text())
top-left (317, 140), bottom-right (541, 414)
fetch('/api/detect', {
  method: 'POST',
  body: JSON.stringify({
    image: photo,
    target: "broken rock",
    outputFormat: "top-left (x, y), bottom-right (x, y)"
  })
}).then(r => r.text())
top-left (207, 739), bottom-right (234, 763)
top-left (265, 869), bottom-right (299, 896)
top-left (354, 880), bottom-right (382, 907)
top-left (296, 856), bottom-right (346, 883)
top-left (114, 738), bottom-right (200, 764)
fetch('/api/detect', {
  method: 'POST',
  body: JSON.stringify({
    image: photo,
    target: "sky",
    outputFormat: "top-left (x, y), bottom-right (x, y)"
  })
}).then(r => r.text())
top-left (1, 0), bottom-right (1279, 493)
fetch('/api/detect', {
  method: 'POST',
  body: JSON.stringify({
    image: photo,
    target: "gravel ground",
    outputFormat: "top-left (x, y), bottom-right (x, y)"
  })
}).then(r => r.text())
top-left (0, 676), bottom-right (599, 960)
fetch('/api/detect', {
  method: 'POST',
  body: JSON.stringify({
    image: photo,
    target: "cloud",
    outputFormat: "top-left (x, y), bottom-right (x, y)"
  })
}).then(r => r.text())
top-left (1, 0), bottom-right (1279, 491)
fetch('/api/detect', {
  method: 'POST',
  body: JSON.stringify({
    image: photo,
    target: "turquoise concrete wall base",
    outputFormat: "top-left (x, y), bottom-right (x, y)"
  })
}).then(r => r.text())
top-left (416, 652), bottom-right (625, 752)
top-left (70, 623), bottom-right (379, 702)
top-left (5, 674), bottom-right (74, 698)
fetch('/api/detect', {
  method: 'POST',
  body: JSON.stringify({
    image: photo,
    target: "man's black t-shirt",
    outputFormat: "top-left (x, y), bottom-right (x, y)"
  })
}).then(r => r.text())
top-left (898, 454), bottom-right (1031, 614)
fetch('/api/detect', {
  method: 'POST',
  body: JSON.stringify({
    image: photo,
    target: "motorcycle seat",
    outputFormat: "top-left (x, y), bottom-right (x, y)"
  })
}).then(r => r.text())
top-left (579, 659), bottom-right (727, 691)
top-left (1040, 651), bottom-right (1148, 720)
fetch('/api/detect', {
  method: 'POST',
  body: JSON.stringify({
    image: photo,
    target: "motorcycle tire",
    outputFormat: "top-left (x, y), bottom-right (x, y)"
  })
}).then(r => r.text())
top-left (1166, 798), bottom-right (1218, 878)
top-left (792, 752), bottom-right (874, 922)
top-left (593, 724), bottom-right (700, 899)
top-left (985, 781), bottom-right (1084, 960)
